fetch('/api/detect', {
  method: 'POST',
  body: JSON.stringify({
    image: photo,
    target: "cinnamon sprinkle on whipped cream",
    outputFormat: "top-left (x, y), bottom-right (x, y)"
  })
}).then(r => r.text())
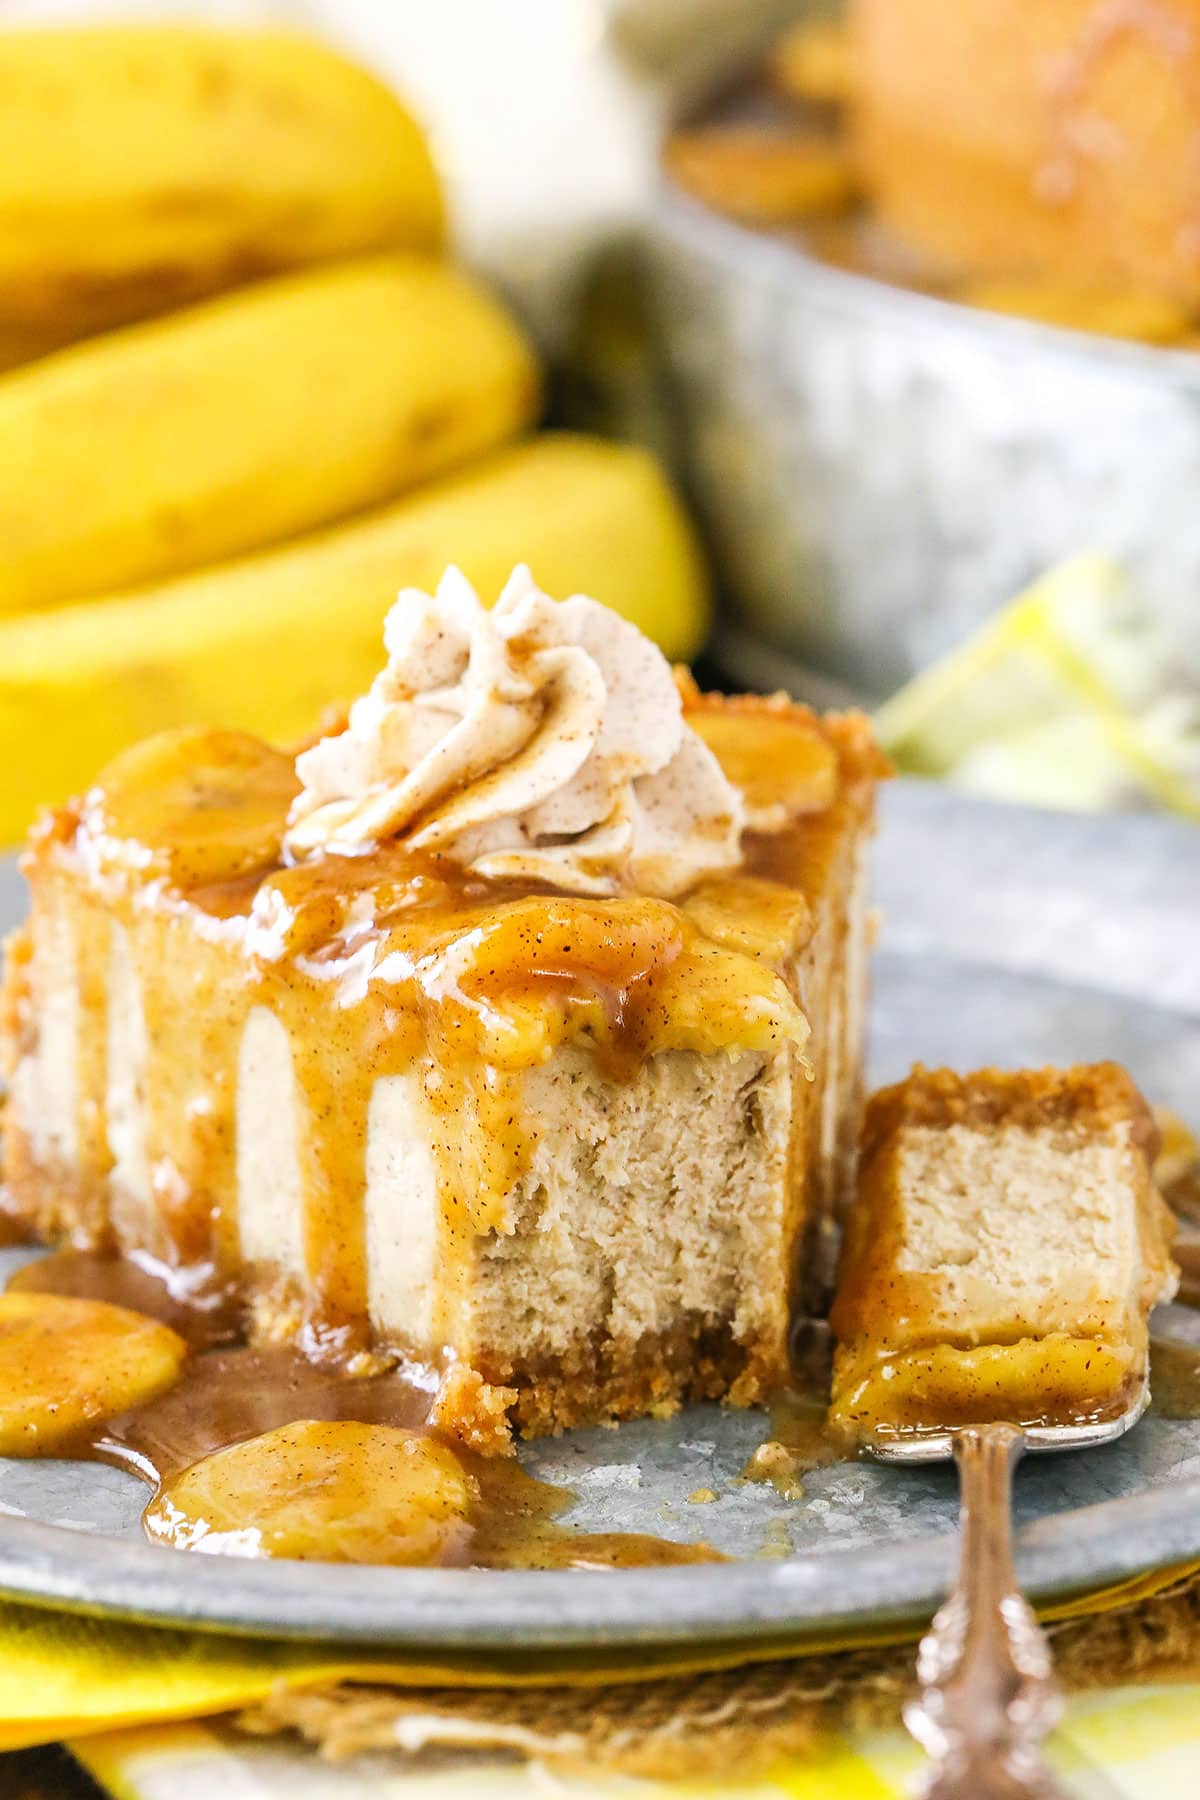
top-left (284, 566), bottom-right (746, 897)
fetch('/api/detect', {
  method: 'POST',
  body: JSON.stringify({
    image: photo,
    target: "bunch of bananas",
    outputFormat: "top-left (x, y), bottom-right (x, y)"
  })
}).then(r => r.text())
top-left (0, 25), bottom-right (708, 842)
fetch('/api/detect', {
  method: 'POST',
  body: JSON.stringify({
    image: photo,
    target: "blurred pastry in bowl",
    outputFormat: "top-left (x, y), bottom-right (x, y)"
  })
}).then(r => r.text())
top-left (853, 0), bottom-right (1200, 306)
top-left (664, 2), bottom-right (1200, 347)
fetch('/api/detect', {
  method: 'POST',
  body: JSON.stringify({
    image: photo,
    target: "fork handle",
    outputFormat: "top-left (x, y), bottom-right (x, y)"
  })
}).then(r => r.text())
top-left (903, 1423), bottom-right (1071, 1800)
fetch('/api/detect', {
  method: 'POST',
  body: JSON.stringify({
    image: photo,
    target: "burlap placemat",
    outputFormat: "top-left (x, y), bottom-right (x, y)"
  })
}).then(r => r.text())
top-left (239, 1565), bottom-right (1200, 1779)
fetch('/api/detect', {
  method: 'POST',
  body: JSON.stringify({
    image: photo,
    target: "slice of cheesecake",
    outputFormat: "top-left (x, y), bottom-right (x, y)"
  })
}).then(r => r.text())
top-left (2, 567), bottom-right (885, 1447)
top-left (829, 1063), bottom-right (1179, 1438)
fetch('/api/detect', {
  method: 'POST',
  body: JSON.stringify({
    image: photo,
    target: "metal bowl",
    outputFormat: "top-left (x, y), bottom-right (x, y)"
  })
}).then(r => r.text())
top-left (649, 182), bottom-right (1200, 701)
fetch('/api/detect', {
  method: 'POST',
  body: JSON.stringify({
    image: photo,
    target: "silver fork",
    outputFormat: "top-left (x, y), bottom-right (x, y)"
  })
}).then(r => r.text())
top-left (865, 1382), bottom-right (1149, 1800)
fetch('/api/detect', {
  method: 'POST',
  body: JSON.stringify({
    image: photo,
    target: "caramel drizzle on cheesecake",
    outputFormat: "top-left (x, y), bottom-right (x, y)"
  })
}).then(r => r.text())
top-left (14, 703), bottom-right (879, 1369)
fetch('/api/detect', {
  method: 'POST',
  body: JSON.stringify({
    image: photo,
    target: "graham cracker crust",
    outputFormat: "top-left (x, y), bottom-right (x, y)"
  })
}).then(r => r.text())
top-left (863, 1060), bottom-right (1161, 1158)
top-left (252, 1270), bottom-right (785, 1448)
top-left (470, 1318), bottom-right (788, 1440)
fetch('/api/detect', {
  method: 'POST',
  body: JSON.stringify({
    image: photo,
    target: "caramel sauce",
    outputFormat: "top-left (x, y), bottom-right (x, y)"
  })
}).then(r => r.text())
top-left (741, 1389), bottom-right (844, 1499)
top-left (0, 1256), bottom-right (724, 1569)
top-left (10, 1247), bottom-right (240, 1350)
top-left (741, 1321), bottom-right (846, 1497)
top-left (1149, 1335), bottom-right (1200, 1419)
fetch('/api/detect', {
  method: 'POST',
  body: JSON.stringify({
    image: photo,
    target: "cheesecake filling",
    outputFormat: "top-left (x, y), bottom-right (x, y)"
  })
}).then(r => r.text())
top-left (285, 564), bottom-right (745, 897)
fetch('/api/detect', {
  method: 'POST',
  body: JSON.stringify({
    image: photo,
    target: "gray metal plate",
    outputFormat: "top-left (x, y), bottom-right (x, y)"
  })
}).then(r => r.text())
top-left (0, 782), bottom-right (1197, 1648)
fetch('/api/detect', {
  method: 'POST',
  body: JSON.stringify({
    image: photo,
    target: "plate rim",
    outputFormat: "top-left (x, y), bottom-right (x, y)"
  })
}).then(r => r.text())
top-left (0, 787), bottom-right (1198, 1646)
top-left (3, 1466), bottom-right (1200, 1647)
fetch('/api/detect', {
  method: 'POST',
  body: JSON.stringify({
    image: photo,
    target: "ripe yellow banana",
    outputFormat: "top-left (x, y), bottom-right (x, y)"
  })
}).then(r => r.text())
top-left (0, 25), bottom-right (442, 339)
top-left (0, 435), bottom-right (709, 844)
top-left (0, 254), bottom-right (540, 615)
top-left (0, 322), bottom-right (85, 377)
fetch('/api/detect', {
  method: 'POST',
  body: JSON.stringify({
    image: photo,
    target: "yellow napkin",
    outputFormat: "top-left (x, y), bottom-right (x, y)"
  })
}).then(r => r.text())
top-left (0, 1558), bottom-right (1194, 1753)
top-left (876, 555), bottom-right (1200, 820)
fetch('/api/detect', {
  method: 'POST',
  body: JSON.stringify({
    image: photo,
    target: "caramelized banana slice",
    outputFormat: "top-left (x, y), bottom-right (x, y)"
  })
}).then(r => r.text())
top-left (957, 280), bottom-right (1193, 345)
top-left (689, 709), bottom-right (838, 825)
top-left (145, 1420), bottom-right (474, 1564)
top-left (664, 127), bottom-right (858, 226)
top-left (684, 874), bottom-right (813, 962)
top-left (84, 726), bottom-right (299, 888)
top-left (768, 19), bottom-right (856, 105)
top-left (0, 1292), bottom-right (186, 1455)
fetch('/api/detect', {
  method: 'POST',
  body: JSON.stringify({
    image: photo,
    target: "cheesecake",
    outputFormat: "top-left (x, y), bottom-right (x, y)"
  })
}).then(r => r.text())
top-left (2, 567), bottom-right (885, 1447)
top-left (829, 1063), bottom-right (1179, 1438)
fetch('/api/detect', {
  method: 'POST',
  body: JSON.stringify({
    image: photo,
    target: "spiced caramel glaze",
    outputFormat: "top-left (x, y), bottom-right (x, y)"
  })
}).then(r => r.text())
top-left (1150, 1334), bottom-right (1200, 1420)
top-left (17, 704), bottom-right (874, 1367)
top-left (11, 1247), bottom-right (240, 1350)
top-left (4, 1263), bottom-right (723, 1568)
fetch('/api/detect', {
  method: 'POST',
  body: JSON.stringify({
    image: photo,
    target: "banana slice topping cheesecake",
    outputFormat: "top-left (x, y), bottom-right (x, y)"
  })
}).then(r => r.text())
top-left (2, 567), bottom-right (885, 1446)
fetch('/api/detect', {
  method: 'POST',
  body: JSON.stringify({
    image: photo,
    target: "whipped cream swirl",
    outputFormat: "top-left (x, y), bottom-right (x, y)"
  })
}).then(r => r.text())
top-left (284, 566), bottom-right (745, 897)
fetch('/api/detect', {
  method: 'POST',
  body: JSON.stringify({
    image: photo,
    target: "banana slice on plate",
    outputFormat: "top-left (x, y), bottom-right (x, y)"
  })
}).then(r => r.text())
top-left (0, 1292), bottom-right (186, 1456)
top-left (145, 1420), bottom-right (475, 1565)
